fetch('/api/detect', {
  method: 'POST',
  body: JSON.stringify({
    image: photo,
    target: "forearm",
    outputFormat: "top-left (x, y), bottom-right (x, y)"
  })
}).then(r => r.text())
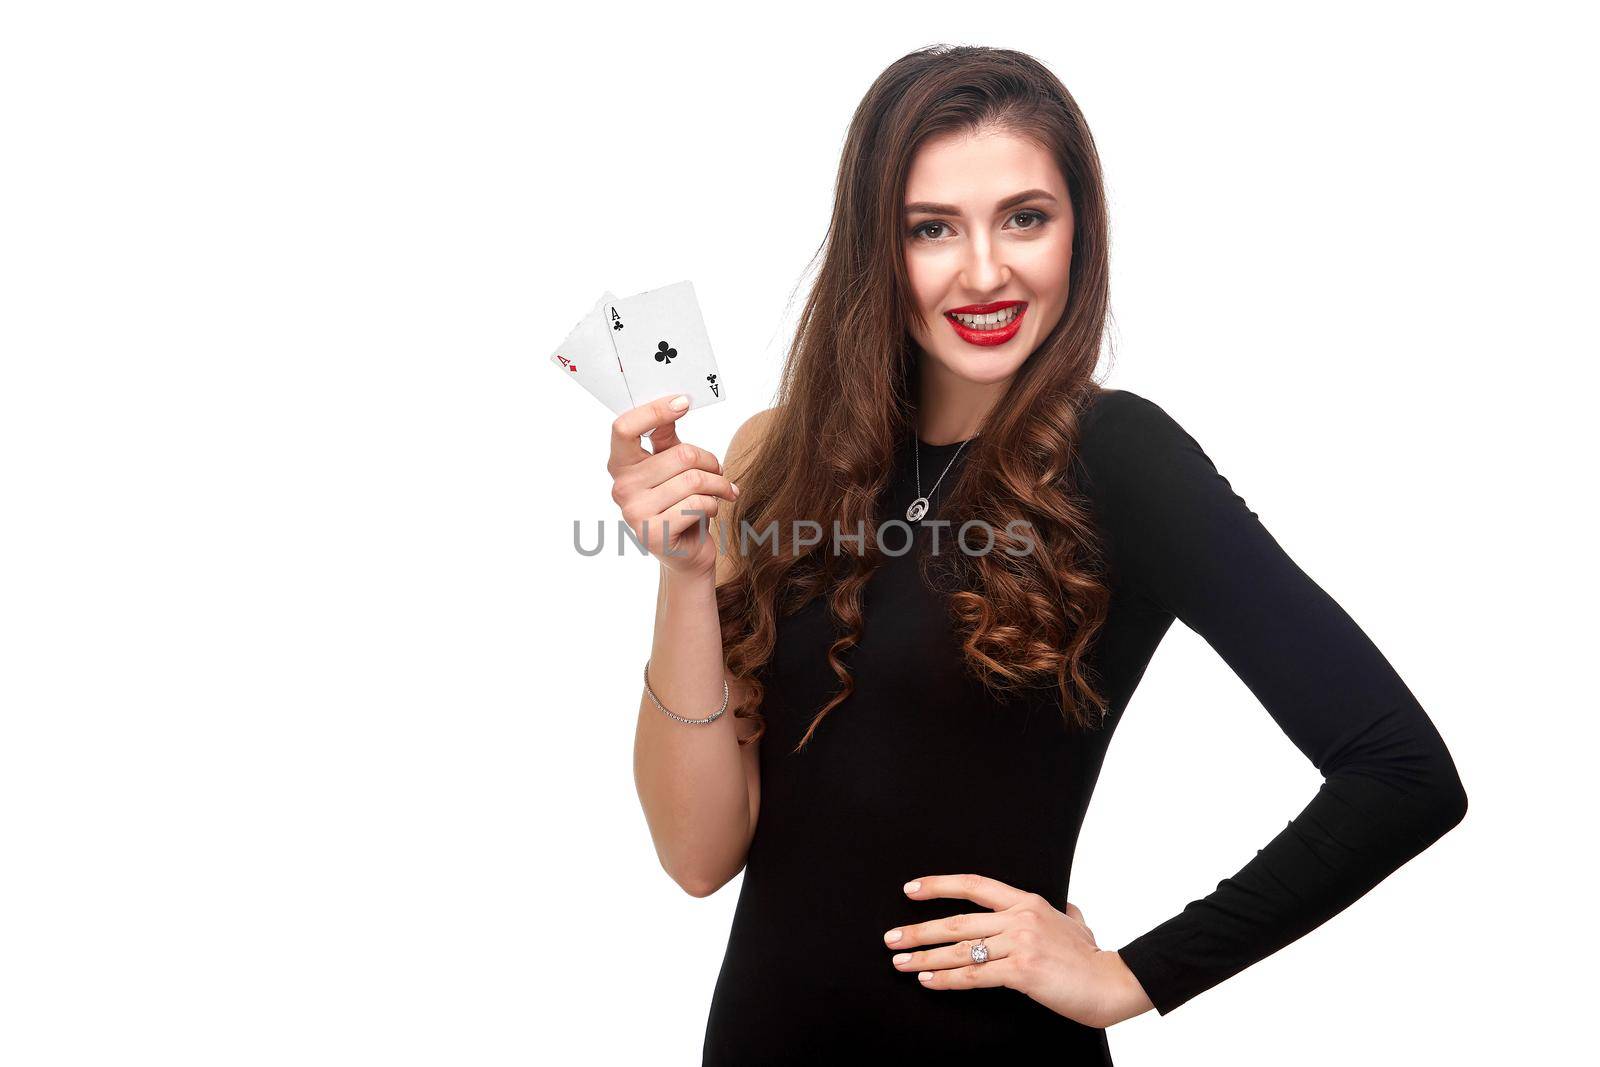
top-left (1117, 713), bottom-right (1468, 1015)
top-left (632, 564), bottom-right (751, 896)
top-left (1097, 950), bottom-right (1156, 1027)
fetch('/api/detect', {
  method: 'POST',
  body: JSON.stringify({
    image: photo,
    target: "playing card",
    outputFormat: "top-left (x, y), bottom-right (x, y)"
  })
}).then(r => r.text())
top-left (549, 291), bottom-right (634, 415)
top-left (604, 280), bottom-right (725, 411)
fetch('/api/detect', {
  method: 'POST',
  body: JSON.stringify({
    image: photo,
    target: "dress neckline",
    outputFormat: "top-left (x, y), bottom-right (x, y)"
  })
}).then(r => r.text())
top-left (915, 435), bottom-right (979, 452)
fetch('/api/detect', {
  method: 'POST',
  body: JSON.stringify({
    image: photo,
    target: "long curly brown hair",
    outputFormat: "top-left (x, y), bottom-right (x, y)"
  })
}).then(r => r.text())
top-left (717, 44), bottom-right (1115, 753)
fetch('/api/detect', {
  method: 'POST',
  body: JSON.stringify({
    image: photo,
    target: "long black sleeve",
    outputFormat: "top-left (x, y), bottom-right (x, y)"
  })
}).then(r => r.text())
top-left (1076, 389), bottom-right (1469, 1016)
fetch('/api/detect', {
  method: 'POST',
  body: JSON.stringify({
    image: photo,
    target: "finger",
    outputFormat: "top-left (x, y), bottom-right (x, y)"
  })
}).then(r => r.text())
top-left (628, 466), bottom-right (738, 523)
top-left (899, 873), bottom-right (1034, 916)
top-left (914, 954), bottom-right (1018, 991)
top-left (633, 393), bottom-right (697, 457)
top-left (643, 418), bottom-right (683, 458)
top-left (883, 907), bottom-right (1009, 951)
top-left (643, 494), bottom-right (723, 551)
top-left (627, 440), bottom-right (725, 494)
top-left (609, 394), bottom-right (692, 470)
top-left (891, 932), bottom-right (1014, 976)
top-left (1064, 902), bottom-right (1085, 923)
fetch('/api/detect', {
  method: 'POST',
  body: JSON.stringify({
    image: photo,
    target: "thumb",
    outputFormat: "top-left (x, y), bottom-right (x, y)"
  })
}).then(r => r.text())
top-left (643, 394), bottom-right (692, 454)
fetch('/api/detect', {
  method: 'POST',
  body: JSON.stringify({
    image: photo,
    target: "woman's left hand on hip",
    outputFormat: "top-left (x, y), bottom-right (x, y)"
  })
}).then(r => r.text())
top-left (883, 873), bottom-right (1154, 1029)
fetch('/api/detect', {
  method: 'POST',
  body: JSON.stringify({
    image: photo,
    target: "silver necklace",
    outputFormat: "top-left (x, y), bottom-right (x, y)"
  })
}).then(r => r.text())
top-left (906, 431), bottom-right (977, 523)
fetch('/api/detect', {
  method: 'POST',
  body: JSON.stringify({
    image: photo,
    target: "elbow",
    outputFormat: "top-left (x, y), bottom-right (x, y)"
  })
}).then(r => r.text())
top-left (675, 876), bottom-right (720, 902)
top-left (675, 872), bottom-right (728, 898)
top-left (1428, 773), bottom-right (1469, 837)
top-left (665, 858), bottom-right (733, 898)
top-left (1403, 769), bottom-right (1468, 850)
top-left (1371, 707), bottom-right (1469, 844)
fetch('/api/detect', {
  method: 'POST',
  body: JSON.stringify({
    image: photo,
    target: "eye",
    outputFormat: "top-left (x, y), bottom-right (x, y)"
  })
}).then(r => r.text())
top-left (908, 210), bottom-right (1051, 243)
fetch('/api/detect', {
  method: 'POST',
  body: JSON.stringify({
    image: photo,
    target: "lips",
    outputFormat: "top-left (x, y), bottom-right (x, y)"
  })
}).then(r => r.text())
top-left (944, 300), bottom-right (1027, 347)
top-left (946, 300), bottom-right (1026, 315)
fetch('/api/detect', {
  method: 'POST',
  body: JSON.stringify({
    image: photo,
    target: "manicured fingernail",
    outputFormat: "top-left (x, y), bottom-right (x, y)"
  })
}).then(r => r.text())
top-left (892, 953), bottom-right (911, 965)
top-left (669, 395), bottom-right (690, 410)
top-left (918, 972), bottom-right (933, 982)
top-left (884, 929), bottom-right (901, 943)
top-left (903, 881), bottom-right (920, 893)
top-left (732, 482), bottom-right (741, 496)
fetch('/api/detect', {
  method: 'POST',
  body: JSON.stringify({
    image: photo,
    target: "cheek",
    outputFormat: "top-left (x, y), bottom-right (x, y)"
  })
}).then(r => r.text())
top-left (904, 252), bottom-right (942, 314)
top-left (1020, 241), bottom-right (1073, 303)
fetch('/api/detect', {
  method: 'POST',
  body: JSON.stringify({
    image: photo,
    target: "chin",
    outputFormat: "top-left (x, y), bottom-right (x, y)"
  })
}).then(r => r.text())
top-left (927, 351), bottom-right (1029, 386)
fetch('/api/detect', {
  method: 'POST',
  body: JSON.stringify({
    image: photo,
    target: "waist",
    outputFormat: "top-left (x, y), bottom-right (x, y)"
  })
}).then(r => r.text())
top-left (702, 874), bottom-right (1112, 1064)
top-left (703, 958), bottom-right (1113, 1064)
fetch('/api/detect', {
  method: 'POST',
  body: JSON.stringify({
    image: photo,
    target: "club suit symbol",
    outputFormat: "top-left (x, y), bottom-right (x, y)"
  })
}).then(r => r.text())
top-left (706, 373), bottom-right (719, 397)
top-left (654, 341), bottom-right (677, 365)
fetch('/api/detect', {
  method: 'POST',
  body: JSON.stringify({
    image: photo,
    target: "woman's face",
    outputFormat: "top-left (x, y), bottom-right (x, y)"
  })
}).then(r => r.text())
top-left (903, 127), bottom-right (1074, 387)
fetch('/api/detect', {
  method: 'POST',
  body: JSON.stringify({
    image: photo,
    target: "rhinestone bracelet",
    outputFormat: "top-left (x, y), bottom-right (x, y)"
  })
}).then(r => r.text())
top-left (643, 658), bottom-right (729, 725)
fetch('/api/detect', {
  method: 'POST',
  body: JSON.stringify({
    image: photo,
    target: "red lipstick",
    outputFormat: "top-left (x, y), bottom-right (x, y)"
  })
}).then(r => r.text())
top-left (944, 300), bottom-right (1027, 347)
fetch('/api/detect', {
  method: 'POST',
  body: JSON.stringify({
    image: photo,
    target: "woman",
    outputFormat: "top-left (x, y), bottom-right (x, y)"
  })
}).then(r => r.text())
top-left (612, 44), bottom-right (1467, 1064)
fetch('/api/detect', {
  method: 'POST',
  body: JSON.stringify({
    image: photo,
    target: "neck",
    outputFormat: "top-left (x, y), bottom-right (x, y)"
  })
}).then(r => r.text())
top-left (915, 352), bottom-right (1009, 444)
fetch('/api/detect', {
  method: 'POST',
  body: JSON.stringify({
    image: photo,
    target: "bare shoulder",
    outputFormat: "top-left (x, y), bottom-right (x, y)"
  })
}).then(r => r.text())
top-left (725, 405), bottom-right (780, 478)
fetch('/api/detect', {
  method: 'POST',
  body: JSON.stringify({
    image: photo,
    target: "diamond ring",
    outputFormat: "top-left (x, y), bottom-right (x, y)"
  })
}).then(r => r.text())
top-left (969, 938), bottom-right (989, 964)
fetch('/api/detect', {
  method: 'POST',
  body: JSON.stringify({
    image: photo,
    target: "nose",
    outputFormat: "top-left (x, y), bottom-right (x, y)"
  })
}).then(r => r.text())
top-left (959, 228), bottom-right (1009, 293)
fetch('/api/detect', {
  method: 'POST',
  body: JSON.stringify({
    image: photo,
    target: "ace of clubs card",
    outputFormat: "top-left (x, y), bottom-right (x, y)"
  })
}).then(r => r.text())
top-left (604, 280), bottom-right (725, 411)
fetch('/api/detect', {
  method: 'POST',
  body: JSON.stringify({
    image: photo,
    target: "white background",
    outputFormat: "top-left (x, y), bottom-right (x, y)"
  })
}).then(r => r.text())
top-left (2, 2), bottom-right (1594, 1064)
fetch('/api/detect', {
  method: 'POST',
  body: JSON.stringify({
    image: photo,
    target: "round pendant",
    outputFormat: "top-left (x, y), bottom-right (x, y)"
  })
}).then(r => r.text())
top-left (905, 497), bottom-right (929, 522)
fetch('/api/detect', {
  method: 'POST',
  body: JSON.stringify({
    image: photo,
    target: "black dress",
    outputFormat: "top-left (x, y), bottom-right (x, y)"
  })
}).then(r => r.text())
top-left (700, 388), bottom-right (1467, 1064)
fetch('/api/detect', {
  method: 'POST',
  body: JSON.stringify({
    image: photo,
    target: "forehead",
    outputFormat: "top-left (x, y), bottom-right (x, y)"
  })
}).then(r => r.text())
top-left (904, 129), bottom-right (1065, 205)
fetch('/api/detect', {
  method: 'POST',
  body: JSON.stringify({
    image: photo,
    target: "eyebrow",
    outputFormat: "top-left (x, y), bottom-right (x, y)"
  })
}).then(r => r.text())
top-left (903, 189), bottom-right (1059, 217)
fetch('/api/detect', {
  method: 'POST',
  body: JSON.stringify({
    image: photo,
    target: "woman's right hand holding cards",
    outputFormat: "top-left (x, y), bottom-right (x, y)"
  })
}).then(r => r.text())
top-left (607, 393), bottom-right (740, 581)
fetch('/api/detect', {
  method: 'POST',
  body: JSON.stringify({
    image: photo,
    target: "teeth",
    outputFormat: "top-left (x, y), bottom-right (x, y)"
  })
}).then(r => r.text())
top-left (951, 306), bottom-right (1021, 329)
